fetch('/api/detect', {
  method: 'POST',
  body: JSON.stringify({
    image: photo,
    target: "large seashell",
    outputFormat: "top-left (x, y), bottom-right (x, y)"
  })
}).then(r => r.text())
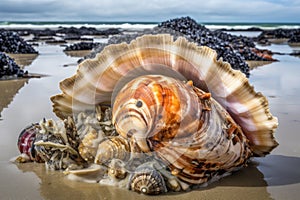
top-left (51, 34), bottom-right (278, 156)
top-left (129, 164), bottom-right (167, 195)
top-left (113, 75), bottom-right (252, 184)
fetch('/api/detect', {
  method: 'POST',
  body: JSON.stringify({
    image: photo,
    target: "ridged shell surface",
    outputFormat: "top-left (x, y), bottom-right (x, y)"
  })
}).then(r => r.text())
top-left (51, 34), bottom-right (278, 156)
top-left (113, 75), bottom-right (252, 184)
top-left (17, 124), bottom-right (40, 162)
top-left (129, 165), bottom-right (167, 195)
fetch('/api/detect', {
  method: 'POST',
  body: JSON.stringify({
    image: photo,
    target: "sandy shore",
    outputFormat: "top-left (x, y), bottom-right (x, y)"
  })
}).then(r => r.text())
top-left (0, 33), bottom-right (300, 200)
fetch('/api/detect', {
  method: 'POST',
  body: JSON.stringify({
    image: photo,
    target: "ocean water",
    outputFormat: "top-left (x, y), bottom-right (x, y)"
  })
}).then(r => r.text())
top-left (1, 21), bottom-right (300, 30)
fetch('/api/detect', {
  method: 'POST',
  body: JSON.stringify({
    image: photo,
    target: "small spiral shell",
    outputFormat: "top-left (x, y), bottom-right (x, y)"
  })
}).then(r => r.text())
top-left (108, 159), bottom-right (127, 180)
top-left (78, 129), bottom-right (104, 162)
top-left (95, 136), bottom-right (130, 165)
top-left (129, 165), bottom-right (167, 195)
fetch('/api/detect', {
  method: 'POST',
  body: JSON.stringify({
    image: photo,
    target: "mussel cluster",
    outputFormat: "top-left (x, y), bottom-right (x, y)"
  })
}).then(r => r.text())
top-left (0, 30), bottom-right (37, 54)
top-left (256, 28), bottom-right (300, 44)
top-left (15, 27), bottom-right (121, 42)
top-left (64, 42), bottom-right (101, 51)
top-left (56, 27), bottom-right (121, 36)
top-left (81, 17), bottom-right (277, 78)
top-left (159, 17), bottom-right (252, 75)
top-left (288, 35), bottom-right (300, 43)
top-left (0, 52), bottom-right (25, 78)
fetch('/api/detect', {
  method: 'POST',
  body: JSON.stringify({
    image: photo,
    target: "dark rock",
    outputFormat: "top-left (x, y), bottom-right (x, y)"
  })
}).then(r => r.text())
top-left (99, 28), bottom-right (122, 36)
top-left (0, 30), bottom-right (38, 54)
top-left (81, 17), bottom-right (279, 77)
top-left (0, 52), bottom-right (25, 78)
top-left (290, 51), bottom-right (300, 56)
top-left (80, 27), bottom-right (187, 63)
top-left (64, 42), bottom-right (100, 51)
top-left (158, 16), bottom-right (250, 76)
top-left (63, 34), bottom-right (82, 40)
top-left (57, 26), bottom-right (122, 36)
top-left (45, 39), bottom-right (67, 44)
top-left (256, 28), bottom-right (300, 44)
top-left (219, 27), bottom-right (263, 32)
top-left (288, 35), bottom-right (300, 43)
top-left (33, 28), bottom-right (57, 37)
top-left (245, 27), bottom-right (263, 32)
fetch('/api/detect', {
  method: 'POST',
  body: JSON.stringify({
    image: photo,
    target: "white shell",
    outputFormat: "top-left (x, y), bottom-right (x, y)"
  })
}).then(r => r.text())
top-left (51, 34), bottom-right (278, 156)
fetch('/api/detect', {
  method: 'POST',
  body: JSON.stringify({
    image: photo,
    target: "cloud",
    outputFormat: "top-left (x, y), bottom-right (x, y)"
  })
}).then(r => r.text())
top-left (0, 0), bottom-right (299, 22)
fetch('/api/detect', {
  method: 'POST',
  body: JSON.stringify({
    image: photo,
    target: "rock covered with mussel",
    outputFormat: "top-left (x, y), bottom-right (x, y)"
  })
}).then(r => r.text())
top-left (81, 17), bottom-right (277, 77)
top-left (0, 30), bottom-right (37, 78)
top-left (0, 52), bottom-right (26, 78)
top-left (256, 28), bottom-right (300, 45)
top-left (0, 30), bottom-right (38, 54)
top-left (15, 34), bottom-right (278, 195)
top-left (64, 42), bottom-right (101, 52)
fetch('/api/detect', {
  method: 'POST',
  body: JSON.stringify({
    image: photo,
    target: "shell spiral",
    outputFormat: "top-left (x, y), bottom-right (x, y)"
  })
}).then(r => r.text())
top-left (129, 165), bottom-right (167, 195)
top-left (112, 75), bottom-right (252, 184)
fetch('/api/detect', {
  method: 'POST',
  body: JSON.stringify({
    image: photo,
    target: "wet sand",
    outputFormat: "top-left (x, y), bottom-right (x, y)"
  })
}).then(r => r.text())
top-left (1, 36), bottom-right (300, 200)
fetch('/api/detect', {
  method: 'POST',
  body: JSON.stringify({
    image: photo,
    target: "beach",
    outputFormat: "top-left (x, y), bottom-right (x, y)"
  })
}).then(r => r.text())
top-left (1, 22), bottom-right (300, 200)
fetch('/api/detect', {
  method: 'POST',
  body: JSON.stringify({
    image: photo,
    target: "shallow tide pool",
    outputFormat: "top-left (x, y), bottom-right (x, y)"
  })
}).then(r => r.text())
top-left (0, 41), bottom-right (300, 200)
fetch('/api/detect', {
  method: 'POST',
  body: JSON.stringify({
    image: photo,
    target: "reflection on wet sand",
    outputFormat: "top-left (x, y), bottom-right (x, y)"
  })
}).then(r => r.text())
top-left (0, 79), bottom-right (28, 117)
top-left (6, 53), bottom-right (39, 68)
top-left (256, 155), bottom-right (300, 186)
top-left (17, 155), bottom-right (299, 200)
top-left (246, 60), bottom-right (274, 70)
top-left (15, 158), bottom-right (279, 200)
top-left (64, 50), bottom-right (92, 58)
top-left (0, 53), bottom-right (40, 115)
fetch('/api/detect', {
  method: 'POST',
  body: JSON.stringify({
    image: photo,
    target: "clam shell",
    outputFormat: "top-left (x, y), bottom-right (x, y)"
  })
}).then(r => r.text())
top-left (65, 164), bottom-right (107, 183)
top-left (51, 34), bottom-right (278, 156)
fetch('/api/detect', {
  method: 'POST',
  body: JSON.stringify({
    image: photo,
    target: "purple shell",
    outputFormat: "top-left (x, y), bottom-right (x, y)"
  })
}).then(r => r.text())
top-left (17, 123), bottom-right (41, 162)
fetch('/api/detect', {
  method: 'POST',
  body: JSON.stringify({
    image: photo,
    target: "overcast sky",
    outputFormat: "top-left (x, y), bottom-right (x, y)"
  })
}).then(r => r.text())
top-left (0, 0), bottom-right (299, 22)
